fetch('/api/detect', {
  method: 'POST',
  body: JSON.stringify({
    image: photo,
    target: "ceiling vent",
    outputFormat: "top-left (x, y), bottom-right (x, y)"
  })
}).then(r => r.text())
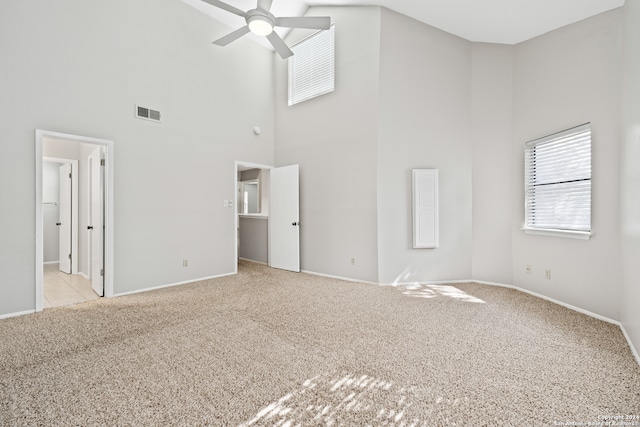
top-left (135, 105), bottom-right (161, 123)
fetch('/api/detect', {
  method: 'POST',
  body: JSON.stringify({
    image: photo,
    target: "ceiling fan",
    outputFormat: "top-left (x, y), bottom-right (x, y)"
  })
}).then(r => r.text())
top-left (202, 0), bottom-right (331, 59)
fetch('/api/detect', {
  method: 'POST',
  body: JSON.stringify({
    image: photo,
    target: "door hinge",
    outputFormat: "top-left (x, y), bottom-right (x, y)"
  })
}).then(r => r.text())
top-left (100, 159), bottom-right (105, 166)
top-left (69, 173), bottom-right (72, 179)
top-left (100, 268), bottom-right (104, 276)
top-left (68, 253), bottom-right (72, 259)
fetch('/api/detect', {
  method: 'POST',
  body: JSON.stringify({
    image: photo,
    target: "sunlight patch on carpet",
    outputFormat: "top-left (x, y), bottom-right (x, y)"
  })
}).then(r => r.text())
top-left (397, 284), bottom-right (485, 303)
top-left (239, 373), bottom-right (466, 427)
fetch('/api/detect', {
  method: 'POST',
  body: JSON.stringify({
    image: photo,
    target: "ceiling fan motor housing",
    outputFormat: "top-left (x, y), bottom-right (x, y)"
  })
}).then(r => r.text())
top-left (246, 10), bottom-right (275, 36)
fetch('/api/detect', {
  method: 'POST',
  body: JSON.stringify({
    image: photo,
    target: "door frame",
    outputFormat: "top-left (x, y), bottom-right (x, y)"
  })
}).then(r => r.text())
top-left (234, 161), bottom-right (273, 274)
top-left (43, 157), bottom-right (79, 274)
top-left (35, 130), bottom-right (115, 311)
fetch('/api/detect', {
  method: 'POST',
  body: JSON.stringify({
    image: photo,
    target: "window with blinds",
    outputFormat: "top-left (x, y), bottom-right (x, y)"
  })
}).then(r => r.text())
top-left (288, 25), bottom-right (335, 106)
top-left (524, 123), bottom-right (591, 236)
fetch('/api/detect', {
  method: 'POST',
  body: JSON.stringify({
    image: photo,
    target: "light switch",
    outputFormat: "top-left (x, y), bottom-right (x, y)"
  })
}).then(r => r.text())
top-left (224, 200), bottom-right (229, 207)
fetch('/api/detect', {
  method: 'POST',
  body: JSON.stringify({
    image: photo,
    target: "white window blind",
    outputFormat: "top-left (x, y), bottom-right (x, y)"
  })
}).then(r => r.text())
top-left (288, 25), bottom-right (334, 106)
top-left (524, 123), bottom-right (591, 234)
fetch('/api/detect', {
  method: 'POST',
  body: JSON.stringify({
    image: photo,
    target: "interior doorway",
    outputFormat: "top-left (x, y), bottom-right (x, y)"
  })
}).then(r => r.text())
top-left (41, 156), bottom-right (95, 308)
top-left (236, 162), bottom-right (271, 273)
top-left (35, 130), bottom-right (114, 311)
top-left (234, 161), bottom-right (300, 274)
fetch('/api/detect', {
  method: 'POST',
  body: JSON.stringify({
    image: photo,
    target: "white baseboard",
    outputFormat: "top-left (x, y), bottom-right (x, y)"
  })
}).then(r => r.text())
top-left (0, 309), bottom-right (36, 320)
top-left (376, 276), bottom-right (638, 366)
top-left (301, 269), bottom-right (379, 286)
top-left (239, 258), bottom-right (268, 266)
top-left (43, 261), bottom-right (58, 265)
top-left (472, 280), bottom-right (619, 325)
top-left (407, 278), bottom-right (638, 366)
top-left (493, 281), bottom-right (638, 367)
top-left (385, 279), bottom-right (473, 287)
top-left (112, 272), bottom-right (237, 298)
top-left (620, 324), bottom-right (640, 367)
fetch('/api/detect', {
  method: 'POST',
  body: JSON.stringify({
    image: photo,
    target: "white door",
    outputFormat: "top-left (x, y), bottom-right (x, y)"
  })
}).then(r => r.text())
top-left (269, 165), bottom-right (300, 272)
top-left (88, 148), bottom-right (104, 296)
top-left (58, 163), bottom-right (72, 274)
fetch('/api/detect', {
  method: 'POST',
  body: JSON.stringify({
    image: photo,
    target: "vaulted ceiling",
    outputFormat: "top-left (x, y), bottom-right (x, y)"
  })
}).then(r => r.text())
top-left (183, 0), bottom-right (624, 48)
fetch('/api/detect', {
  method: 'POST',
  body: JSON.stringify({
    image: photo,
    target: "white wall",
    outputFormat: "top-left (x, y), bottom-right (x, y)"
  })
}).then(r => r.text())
top-left (470, 43), bottom-right (514, 285)
top-left (620, 0), bottom-right (640, 357)
top-left (0, 0), bottom-right (275, 316)
top-left (43, 162), bottom-right (61, 263)
top-left (377, 8), bottom-right (473, 284)
top-left (275, 6), bottom-right (381, 283)
top-left (511, 10), bottom-right (623, 320)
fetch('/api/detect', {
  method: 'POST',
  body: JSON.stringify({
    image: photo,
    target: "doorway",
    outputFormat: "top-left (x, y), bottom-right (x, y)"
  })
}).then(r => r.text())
top-left (234, 161), bottom-right (300, 274)
top-left (236, 162), bottom-right (271, 273)
top-left (35, 130), bottom-right (114, 311)
top-left (41, 157), bottom-right (96, 308)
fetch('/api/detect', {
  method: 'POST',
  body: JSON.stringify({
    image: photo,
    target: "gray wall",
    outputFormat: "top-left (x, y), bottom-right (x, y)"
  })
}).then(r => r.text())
top-left (377, 8), bottom-right (473, 284)
top-left (470, 43), bottom-right (514, 285)
top-left (0, 0), bottom-right (274, 315)
top-left (238, 216), bottom-right (268, 264)
top-left (620, 0), bottom-right (640, 358)
top-left (275, 6), bottom-right (382, 283)
top-left (511, 9), bottom-right (623, 320)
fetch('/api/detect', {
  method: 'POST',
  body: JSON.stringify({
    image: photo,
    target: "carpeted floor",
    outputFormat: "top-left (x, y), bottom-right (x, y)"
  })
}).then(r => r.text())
top-left (1, 261), bottom-right (639, 426)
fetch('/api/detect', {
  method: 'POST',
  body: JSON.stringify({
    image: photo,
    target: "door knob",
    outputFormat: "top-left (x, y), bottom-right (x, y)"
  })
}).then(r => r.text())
top-left (87, 226), bottom-right (94, 230)
top-left (292, 222), bottom-right (300, 226)
top-left (56, 222), bottom-right (61, 226)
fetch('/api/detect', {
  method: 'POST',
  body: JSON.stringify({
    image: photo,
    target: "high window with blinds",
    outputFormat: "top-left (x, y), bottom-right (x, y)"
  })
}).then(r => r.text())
top-left (524, 123), bottom-right (592, 237)
top-left (288, 25), bottom-right (335, 106)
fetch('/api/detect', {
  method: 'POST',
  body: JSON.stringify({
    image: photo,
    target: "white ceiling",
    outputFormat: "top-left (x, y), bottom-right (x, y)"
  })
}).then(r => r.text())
top-left (183, 0), bottom-right (624, 47)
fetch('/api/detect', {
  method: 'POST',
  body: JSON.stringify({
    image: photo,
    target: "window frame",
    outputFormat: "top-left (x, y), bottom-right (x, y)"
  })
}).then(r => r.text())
top-left (522, 123), bottom-right (592, 240)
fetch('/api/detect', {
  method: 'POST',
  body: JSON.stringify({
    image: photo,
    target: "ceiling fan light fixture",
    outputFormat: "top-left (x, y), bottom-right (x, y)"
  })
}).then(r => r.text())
top-left (247, 15), bottom-right (274, 36)
top-left (208, 0), bottom-right (329, 59)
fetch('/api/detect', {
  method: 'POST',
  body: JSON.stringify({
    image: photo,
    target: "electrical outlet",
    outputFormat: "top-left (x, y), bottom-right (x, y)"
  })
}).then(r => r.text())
top-left (525, 265), bottom-right (532, 274)
top-left (351, 258), bottom-right (355, 265)
top-left (183, 259), bottom-right (189, 267)
top-left (545, 269), bottom-right (551, 280)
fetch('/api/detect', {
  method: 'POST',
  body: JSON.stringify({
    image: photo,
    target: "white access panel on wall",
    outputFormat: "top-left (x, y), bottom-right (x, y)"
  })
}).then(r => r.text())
top-left (412, 169), bottom-right (439, 249)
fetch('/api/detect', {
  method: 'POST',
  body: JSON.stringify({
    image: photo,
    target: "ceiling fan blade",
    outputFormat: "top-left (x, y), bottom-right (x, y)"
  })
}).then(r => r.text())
top-left (200, 0), bottom-right (248, 18)
top-left (257, 0), bottom-right (273, 12)
top-left (275, 16), bottom-right (331, 30)
top-left (266, 32), bottom-right (293, 59)
top-left (213, 25), bottom-right (251, 46)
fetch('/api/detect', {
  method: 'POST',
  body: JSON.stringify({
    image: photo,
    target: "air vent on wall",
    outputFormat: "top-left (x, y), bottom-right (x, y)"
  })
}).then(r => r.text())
top-left (135, 105), bottom-right (161, 123)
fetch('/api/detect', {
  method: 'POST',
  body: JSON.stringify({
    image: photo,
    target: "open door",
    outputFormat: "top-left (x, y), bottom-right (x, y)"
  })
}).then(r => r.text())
top-left (58, 163), bottom-right (72, 274)
top-left (88, 147), bottom-right (104, 296)
top-left (269, 164), bottom-right (300, 272)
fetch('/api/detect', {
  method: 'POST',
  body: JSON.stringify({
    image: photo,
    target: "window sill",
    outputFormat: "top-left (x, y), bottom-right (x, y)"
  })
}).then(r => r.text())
top-left (522, 227), bottom-right (592, 240)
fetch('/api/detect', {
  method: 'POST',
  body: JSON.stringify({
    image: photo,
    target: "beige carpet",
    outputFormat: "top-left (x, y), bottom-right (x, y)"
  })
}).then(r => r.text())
top-left (1, 261), bottom-right (639, 426)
